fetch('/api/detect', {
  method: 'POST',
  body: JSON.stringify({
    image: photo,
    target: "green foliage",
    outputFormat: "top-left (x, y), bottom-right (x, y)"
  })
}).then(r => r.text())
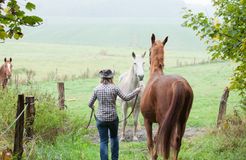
top-left (33, 93), bottom-right (67, 141)
top-left (34, 115), bottom-right (99, 160)
top-left (180, 113), bottom-right (246, 160)
top-left (25, 2), bottom-right (36, 11)
top-left (0, 88), bottom-right (68, 146)
top-left (183, 0), bottom-right (246, 106)
top-left (0, 88), bottom-right (17, 138)
top-left (0, 0), bottom-right (42, 41)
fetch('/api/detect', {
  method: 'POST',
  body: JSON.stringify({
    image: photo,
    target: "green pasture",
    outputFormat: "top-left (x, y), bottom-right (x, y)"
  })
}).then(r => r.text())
top-left (0, 42), bottom-right (208, 81)
top-left (30, 62), bottom-right (239, 127)
top-left (1, 42), bottom-right (242, 159)
top-left (2, 42), bottom-right (239, 127)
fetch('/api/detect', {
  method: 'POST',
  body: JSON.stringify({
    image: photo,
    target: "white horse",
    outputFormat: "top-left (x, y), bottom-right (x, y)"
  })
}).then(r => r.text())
top-left (118, 51), bottom-right (146, 141)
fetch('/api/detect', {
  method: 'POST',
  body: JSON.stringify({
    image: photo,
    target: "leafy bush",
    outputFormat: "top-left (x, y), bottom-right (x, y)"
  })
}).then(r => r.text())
top-left (0, 89), bottom-right (17, 147)
top-left (33, 93), bottom-right (67, 142)
top-left (0, 88), bottom-right (69, 146)
top-left (183, 0), bottom-right (246, 107)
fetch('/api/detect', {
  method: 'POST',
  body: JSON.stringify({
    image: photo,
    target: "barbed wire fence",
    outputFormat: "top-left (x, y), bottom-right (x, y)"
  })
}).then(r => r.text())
top-left (0, 95), bottom-right (37, 159)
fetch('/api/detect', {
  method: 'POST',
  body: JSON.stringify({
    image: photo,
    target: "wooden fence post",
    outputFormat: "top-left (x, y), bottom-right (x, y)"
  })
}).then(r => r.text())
top-left (217, 87), bottom-right (230, 127)
top-left (25, 96), bottom-right (35, 139)
top-left (57, 82), bottom-right (65, 110)
top-left (13, 94), bottom-right (25, 160)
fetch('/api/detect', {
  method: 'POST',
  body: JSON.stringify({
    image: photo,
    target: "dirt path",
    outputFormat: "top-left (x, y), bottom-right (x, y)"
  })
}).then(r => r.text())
top-left (87, 126), bottom-right (207, 143)
top-left (118, 127), bottom-right (206, 142)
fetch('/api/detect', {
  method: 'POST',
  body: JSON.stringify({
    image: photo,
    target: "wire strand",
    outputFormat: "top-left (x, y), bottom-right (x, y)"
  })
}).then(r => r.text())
top-left (0, 103), bottom-right (29, 137)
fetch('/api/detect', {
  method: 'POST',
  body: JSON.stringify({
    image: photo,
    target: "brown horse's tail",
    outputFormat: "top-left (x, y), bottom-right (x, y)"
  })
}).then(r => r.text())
top-left (157, 81), bottom-right (193, 159)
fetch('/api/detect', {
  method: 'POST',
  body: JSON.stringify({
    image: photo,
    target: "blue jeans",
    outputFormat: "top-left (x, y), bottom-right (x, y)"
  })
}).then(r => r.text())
top-left (96, 117), bottom-right (119, 160)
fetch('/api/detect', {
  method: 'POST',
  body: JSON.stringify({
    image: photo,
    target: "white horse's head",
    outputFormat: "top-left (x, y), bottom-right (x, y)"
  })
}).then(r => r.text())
top-left (132, 52), bottom-right (146, 81)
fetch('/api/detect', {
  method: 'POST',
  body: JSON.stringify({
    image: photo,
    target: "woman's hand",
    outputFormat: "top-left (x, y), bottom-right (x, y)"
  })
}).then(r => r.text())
top-left (134, 87), bottom-right (141, 93)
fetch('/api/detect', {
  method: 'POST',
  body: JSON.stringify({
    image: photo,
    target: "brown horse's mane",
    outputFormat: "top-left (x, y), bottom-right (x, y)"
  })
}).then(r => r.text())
top-left (149, 34), bottom-right (167, 77)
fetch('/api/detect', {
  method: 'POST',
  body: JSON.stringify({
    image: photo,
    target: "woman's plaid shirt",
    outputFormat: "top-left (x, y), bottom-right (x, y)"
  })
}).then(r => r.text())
top-left (88, 83), bottom-right (139, 122)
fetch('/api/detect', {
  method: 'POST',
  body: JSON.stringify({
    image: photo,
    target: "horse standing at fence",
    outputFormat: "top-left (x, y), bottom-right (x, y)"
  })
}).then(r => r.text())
top-left (0, 58), bottom-right (13, 89)
top-left (140, 34), bottom-right (193, 160)
top-left (118, 52), bottom-right (146, 141)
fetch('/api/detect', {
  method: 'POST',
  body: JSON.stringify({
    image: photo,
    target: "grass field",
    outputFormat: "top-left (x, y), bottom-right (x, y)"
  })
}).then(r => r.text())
top-left (27, 61), bottom-right (241, 160)
top-left (1, 42), bottom-right (239, 126)
top-left (1, 41), bottom-right (243, 159)
top-left (1, 42), bottom-right (208, 80)
top-left (31, 62), bottom-right (239, 127)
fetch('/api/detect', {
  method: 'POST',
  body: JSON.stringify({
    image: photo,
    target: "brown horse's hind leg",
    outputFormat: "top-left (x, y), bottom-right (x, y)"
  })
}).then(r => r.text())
top-left (144, 119), bottom-right (157, 160)
top-left (153, 126), bottom-right (159, 160)
top-left (172, 124), bottom-right (182, 160)
top-left (173, 95), bottom-right (193, 160)
top-left (173, 109), bottom-right (189, 160)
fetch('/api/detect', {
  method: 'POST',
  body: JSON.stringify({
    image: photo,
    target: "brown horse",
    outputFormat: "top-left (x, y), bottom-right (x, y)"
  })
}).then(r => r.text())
top-left (0, 58), bottom-right (13, 89)
top-left (140, 34), bottom-right (193, 160)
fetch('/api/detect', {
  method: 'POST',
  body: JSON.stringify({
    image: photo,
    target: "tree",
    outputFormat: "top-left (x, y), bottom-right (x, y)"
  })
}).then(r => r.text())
top-left (0, 0), bottom-right (42, 41)
top-left (183, 0), bottom-right (246, 108)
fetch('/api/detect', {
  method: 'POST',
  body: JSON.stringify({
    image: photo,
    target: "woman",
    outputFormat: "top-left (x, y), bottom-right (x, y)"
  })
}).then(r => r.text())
top-left (88, 69), bottom-right (141, 160)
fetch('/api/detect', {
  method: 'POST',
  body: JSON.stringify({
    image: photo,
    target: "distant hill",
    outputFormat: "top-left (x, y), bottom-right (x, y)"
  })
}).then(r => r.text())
top-left (20, 0), bottom-right (210, 52)
top-left (22, 17), bottom-right (205, 52)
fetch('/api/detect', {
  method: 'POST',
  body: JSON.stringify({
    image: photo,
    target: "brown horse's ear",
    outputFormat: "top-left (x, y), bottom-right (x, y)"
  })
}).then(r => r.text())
top-left (151, 33), bottom-right (155, 45)
top-left (10, 57), bottom-right (12, 62)
top-left (4, 57), bottom-right (6, 62)
top-left (142, 51), bottom-right (146, 58)
top-left (132, 52), bottom-right (136, 59)
top-left (163, 36), bottom-right (168, 46)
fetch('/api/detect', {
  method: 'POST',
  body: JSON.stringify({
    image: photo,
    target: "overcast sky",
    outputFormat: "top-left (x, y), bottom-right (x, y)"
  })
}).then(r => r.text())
top-left (29, 0), bottom-right (212, 18)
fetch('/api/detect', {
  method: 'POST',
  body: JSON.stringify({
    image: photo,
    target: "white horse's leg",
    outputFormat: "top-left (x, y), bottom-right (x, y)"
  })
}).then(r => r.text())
top-left (133, 104), bottom-right (140, 141)
top-left (120, 101), bottom-right (128, 141)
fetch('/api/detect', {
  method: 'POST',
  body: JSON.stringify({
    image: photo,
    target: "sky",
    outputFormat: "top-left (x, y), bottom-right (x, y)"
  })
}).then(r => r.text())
top-left (29, 0), bottom-right (212, 18)
top-left (183, 0), bottom-right (212, 6)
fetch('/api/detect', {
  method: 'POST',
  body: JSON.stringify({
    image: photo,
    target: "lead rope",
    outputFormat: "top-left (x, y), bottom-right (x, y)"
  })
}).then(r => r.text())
top-left (85, 107), bottom-right (95, 129)
top-left (119, 93), bottom-right (139, 123)
top-left (85, 93), bottom-right (139, 128)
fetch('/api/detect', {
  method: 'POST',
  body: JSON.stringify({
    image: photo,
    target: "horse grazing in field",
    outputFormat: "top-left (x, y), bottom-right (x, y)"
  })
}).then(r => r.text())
top-left (0, 58), bottom-right (13, 89)
top-left (140, 34), bottom-right (193, 160)
top-left (118, 51), bottom-right (146, 141)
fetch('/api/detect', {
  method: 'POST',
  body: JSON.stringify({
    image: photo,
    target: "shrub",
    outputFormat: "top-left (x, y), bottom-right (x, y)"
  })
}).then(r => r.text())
top-left (33, 93), bottom-right (68, 142)
top-left (0, 89), bottom-right (17, 142)
top-left (0, 88), bottom-right (69, 144)
top-left (180, 111), bottom-right (246, 160)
